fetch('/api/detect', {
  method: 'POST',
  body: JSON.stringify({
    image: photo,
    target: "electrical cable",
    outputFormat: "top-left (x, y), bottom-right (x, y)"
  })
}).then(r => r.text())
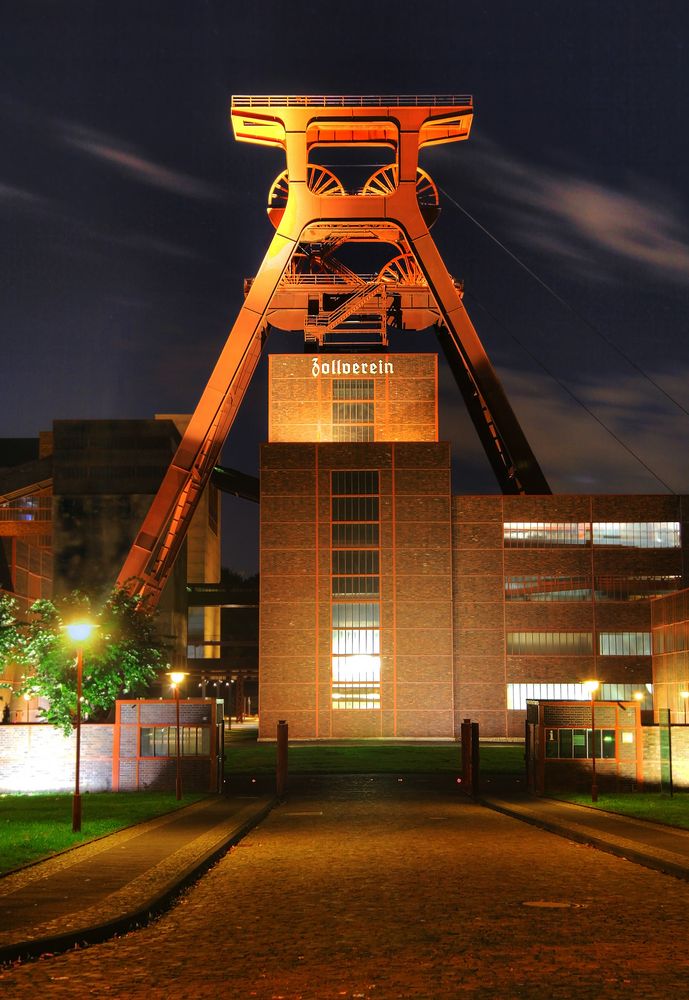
top-left (439, 185), bottom-right (689, 419)
top-left (464, 288), bottom-right (676, 493)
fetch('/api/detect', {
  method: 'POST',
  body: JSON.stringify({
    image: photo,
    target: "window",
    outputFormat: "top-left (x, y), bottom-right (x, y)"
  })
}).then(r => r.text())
top-left (654, 624), bottom-right (689, 655)
top-left (333, 379), bottom-right (374, 401)
top-left (592, 522), bottom-right (680, 548)
top-left (331, 468), bottom-right (381, 710)
top-left (331, 471), bottom-right (378, 495)
top-left (507, 682), bottom-right (653, 711)
top-left (595, 575), bottom-right (681, 601)
top-left (332, 522), bottom-right (379, 546)
top-left (506, 632), bottom-right (593, 655)
top-left (504, 522), bottom-right (590, 547)
top-left (503, 520), bottom-right (681, 549)
top-left (140, 726), bottom-right (210, 757)
top-left (332, 496), bottom-right (379, 522)
top-left (332, 400), bottom-right (374, 442)
top-left (598, 632), bottom-right (651, 656)
top-left (545, 728), bottom-right (616, 759)
top-left (505, 575), bottom-right (592, 601)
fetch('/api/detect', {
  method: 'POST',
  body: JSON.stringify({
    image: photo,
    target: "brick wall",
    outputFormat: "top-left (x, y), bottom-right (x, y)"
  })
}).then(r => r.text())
top-left (259, 441), bottom-right (454, 739)
top-left (0, 724), bottom-right (113, 792)
top-left (452, 495), bottom-right (687, 739)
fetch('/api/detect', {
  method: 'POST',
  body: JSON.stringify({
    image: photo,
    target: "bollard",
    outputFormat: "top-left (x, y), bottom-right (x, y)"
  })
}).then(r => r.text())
top-left (471, 721), bottom-right (480, 798)
top-left (276, 719), bottom-right (288, 798)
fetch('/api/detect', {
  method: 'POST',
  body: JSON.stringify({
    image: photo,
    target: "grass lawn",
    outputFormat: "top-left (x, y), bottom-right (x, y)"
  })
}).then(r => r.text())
top-left (552, 790), bottom-right (689, 829)
top-left (0, 791), bottom-right (205, 875)
top-left (225, 742), bottom-right (524, 776)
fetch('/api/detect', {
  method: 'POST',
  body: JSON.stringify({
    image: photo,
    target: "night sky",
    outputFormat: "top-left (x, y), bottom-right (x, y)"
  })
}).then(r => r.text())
top-left (2, 1), bottom-right (689, 573)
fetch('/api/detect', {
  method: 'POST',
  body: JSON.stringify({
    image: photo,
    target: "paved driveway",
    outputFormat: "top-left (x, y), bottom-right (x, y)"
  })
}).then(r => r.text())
top-left (2, 775), bottom-right (688, 999)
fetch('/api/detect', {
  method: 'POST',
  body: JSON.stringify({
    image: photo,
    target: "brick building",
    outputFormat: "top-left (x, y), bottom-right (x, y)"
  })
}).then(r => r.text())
top-left (0, 418), bottom-right (220, 721)
top-left (259, 352), bottom-right (689, 740)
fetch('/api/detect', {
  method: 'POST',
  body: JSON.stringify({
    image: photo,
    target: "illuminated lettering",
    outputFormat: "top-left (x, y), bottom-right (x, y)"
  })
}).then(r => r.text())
top-left (311, 357), bottom-right (394, 377)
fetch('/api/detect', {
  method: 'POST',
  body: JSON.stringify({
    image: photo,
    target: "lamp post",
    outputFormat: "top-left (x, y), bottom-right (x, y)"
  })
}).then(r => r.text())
top-left (168, 671), bottom-right (187, 800)
top-left (64, 621), bottom-right (96, 833)
top-left (22, 693), bottom-right (31, 722)
top-left (584, 680), bottom-right (600, 802)
top-left (680, 690), bottom-right (689, 725)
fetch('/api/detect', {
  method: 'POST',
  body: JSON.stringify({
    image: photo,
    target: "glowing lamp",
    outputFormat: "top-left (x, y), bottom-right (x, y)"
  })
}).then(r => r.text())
top-left (583, 679), bottom-right (599, 696)
top-left (680, 691), bottom-right (689, 701)
top-left (169, 671), bottom-right (186, 686)
top-left (633, 691), bottom-right (644, 702)
top-left (65, 622), bottom-right (95, 643)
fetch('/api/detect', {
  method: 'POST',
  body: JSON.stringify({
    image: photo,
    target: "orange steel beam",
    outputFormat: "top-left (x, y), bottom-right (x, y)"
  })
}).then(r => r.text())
top-left (118, 95), bottom-right (549, 607)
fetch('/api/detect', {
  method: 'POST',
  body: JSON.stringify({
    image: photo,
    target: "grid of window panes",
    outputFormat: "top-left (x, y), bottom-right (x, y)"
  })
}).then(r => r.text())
top-left (506, 632), bottom-right (593, 655)
top-left (654, 623), bottom-right (689, 654)
top-left (505, 575), bottom-right (592, 601)
top-left (333, 379), bottom-right (374, 400)
top-left (140, 726), bottom-right (211, 757)
top-left (332, 380), bottom-right (375, 441)
top-left (505, 573), bottom-right (681, 602)
top-left (595, 575), bottom-right (681, 600)
top-left (598, 632), bottom-right (651, 655)
top-left (507, 682), bottom-right (653, 711)
top-left (545, 728), bottom-right (616, 759)
top-left (592, 522), bottom-right (680, 548)
top-left (0, 495), bottom-right (52, 522)
top-left (504, 522), bottom-right (590, 547)
top-left (11, 539), bottom-right (52, 600)
top-left (331, 470), bottom-right (381, 710)
top-left (503, 521), bottom-right (681, 548)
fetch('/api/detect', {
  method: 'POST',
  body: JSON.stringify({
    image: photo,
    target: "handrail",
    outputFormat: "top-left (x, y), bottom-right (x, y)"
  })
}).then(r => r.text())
top-left (233, 95), bottom-right (472, 109)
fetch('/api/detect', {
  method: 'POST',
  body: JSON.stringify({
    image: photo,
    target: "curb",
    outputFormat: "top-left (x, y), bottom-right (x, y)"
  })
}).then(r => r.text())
top-left (480, 797), bottom-right (689, 884)
top-left (0, 797), bottom-right (276, 967)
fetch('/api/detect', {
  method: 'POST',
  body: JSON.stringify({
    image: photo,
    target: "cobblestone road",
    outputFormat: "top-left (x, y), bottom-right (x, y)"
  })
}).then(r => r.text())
top-left (2, 776), bottom-right (689, 999)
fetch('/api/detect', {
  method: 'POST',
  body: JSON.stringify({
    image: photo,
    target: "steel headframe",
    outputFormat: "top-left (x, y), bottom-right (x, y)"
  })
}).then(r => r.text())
top-left (117, 95), bottom-right (550, 607)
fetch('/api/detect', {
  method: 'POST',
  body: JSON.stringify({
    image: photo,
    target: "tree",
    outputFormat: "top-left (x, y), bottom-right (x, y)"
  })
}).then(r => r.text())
top-left (0, 588), bottom-right (168, 734)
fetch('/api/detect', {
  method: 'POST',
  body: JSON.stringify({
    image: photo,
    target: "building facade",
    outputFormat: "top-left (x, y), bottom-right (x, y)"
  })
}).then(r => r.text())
top-left (259, 352), bottom-right (689, 740)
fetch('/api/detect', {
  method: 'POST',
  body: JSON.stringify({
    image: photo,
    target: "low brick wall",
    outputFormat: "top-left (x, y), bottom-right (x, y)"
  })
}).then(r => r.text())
top-left (642, 724), bottom-right (689, 788)
top-left (0, 724), bottom-right (113, 792)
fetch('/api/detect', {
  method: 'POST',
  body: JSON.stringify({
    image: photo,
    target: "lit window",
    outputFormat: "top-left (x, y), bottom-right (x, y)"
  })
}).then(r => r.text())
top-left (331, 471), bottom-right (381, 710)
top-left (545, 728), bottom-right (616, 759)
top-left (332, 400), bottom-right (374, 442)
top-left (503, 520), bottom-right (681, 549)
top-left (507, 682), bottom-right (652, 710)
top-left (503, 522), bottom-right (590, 547)
top-left (506, 632), bottom-right (593, 655)
top-left (598, 632), bottom-right (651, 656)
top-left (333, 379), bottom-right (374, 401)
top-left (592, 522), bottom-right (680, 548)
top-left (140, 726), bottom-right (210, 756)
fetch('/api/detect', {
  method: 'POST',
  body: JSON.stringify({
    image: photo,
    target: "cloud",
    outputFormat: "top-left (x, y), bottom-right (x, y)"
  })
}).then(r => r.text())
top-left (438, 359), bottom-right (689, 495)
top-left (59, 122), bottom-right (224, 201)
top-left (0, 179), bottom-right (50, 210)
top-left (460, 138), bottom-right (689, 285)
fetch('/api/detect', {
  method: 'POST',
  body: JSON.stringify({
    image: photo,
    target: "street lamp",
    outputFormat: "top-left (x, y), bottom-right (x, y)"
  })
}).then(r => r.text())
top-left (168, 671), bottom-right (187, 800)
top-left (680, 690), bottom-right (689, 725)
top-left (583, 679), bottom-right (600, 802)
top-left (64, 621), bottom-right (96, 833)
top-left (22, 692), bottom-right (31, 722)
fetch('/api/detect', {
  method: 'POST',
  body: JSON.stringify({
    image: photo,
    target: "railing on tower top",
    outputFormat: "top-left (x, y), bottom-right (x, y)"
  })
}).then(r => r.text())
top-left (232, 95), bottom-right (473, 108)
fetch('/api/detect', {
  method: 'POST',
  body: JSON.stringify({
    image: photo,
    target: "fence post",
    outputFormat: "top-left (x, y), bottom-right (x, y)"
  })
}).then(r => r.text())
top-left (460, 718), bottom-right (473, 796)
top-left (471, 721), bottom-right (480, 798)
top-left (276, 720), bottom-right (288, 798)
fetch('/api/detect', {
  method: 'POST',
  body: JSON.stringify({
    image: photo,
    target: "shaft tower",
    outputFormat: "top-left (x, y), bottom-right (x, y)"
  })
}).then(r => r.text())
top-left (117, 94), bottom-right (550, 606)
